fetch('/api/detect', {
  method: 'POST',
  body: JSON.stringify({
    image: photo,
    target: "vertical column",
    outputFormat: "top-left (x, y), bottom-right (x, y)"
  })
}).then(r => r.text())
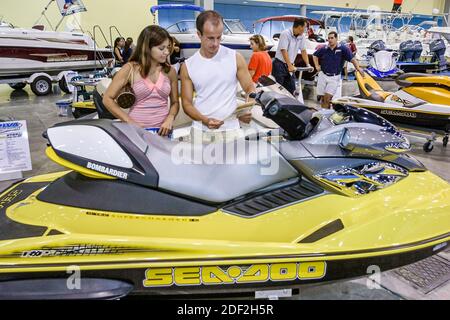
top-left (195, 0), bottom-right (202, 18)
top-left (203, 0), bottom-right (214, 11)
top-left (445, 0), bottom-right (450, 26)
top-left (300, 4), bottom-right (307, 17)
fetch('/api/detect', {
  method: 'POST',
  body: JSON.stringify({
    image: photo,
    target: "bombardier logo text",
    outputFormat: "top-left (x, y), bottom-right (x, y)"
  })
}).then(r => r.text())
top-left (87, 162), bottom-right (128, 179)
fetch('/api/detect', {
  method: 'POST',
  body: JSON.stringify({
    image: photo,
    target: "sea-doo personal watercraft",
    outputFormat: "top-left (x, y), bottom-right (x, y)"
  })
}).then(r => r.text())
top-left (0, 87), bottom-right (449, 299)
top-left (334, 71), bottom-right (450, 151)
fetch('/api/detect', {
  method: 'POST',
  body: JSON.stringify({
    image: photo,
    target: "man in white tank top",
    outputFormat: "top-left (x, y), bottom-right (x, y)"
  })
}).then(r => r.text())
top-left (180, 11), bottom-right (256, 132)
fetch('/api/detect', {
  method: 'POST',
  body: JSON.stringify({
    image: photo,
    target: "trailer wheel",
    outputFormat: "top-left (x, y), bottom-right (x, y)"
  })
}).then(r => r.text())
top-left (58, 77), bottom-right (71, 94)
top-left (8, 83), bottom-right (26, 90)
top-left (423, 141), bottom-right (434, 153)
top-left (30, 76), bottom-right (52, 96)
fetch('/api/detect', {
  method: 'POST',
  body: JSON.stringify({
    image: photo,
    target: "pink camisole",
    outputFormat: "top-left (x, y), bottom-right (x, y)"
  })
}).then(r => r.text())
top-left (128, 71), bottom-right (171, 128)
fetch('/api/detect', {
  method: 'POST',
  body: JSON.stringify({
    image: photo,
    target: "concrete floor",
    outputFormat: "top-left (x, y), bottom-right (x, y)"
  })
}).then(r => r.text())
top-left (0, 81), bottom-right (449, 300)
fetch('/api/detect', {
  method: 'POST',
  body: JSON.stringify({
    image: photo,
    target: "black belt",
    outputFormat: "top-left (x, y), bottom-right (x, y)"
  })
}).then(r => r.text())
top-left (324, 72), bottom-right (340, 76)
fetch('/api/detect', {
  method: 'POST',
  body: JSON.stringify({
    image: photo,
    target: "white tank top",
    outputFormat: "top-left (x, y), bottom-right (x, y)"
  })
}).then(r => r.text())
top-left (186, 45), bottom-right (239, 130)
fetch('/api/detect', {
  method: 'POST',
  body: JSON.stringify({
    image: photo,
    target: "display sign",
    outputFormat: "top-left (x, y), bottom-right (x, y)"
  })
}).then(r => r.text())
top-left (56, 0), bottom-right (87, 17)
top-left (0, 121), bottom-right (32, 174)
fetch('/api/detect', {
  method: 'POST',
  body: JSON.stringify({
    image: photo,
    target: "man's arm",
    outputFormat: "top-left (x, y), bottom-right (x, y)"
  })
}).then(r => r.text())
top-left (237, 52), bottom-right (256, 97)
top-left (180, 63), bottom-right (223, 129)
top-left (300, 38), bottom-right (312, 69)
top-left (349, 47), bottom-right (364, 77)
top-left (236, 52), bottom-right (256, 124)
top-left (301, 49), bottom-right (312, 69)
top-left (278, 31), bottom-right (296, 73)
top-left (351, 57), bottom-right (364, 77)
top-left (313, 55), bottom-right (321, 73)
top-left (281, 48), bottom-right (297, 73)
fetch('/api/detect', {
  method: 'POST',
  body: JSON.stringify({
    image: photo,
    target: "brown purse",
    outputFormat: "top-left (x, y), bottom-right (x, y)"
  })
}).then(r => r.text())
top-left (116, 65), bottom-right (136, 109)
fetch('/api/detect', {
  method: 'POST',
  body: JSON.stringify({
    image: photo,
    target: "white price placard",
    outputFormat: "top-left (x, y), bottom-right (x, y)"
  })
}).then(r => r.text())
top-left (0, 121), bottom-right (32, 174)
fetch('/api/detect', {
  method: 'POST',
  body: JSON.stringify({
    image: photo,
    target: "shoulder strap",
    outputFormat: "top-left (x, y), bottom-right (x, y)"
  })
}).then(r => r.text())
top-left (127, 63), bottom-right (135, 86)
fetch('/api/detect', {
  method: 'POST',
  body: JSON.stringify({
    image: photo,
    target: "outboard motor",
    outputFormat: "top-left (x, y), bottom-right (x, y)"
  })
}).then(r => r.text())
top-left (399, 40), bottom-right (414, 62)
top-left (430, 39), bottom-right (447, 71)
top-left (368, 40), bottom-right (386, 55)
top-left (412, 41), bottom-right (423, 62)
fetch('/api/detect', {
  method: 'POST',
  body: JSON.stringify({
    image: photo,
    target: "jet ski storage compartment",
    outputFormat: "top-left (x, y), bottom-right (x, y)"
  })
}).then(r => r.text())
top-left (47, 119), bottom-right (159, 188)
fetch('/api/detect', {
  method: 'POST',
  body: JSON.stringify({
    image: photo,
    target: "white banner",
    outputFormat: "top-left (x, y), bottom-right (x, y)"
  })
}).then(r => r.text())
top-left (56, 0), bottom-right (87, 17)
top-left (0, 121), bottom-right (32, 173)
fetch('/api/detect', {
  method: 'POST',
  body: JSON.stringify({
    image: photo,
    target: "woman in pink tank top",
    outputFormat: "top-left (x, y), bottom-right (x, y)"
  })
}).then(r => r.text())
top-left (103, 26), bottom-right (179, 136)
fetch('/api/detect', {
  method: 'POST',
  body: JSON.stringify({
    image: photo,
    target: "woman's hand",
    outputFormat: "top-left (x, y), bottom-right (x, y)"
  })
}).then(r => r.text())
top-left (159, 115), bottom-right (175, 136)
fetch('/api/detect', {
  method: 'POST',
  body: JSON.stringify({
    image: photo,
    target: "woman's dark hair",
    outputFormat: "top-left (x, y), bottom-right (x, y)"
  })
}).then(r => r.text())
top-left (348, 36), bottom-right (354, 42)
top-left (250, 35), bottom-right (267, 51)
top-left (196, 10), bottom-right (223, 35)
top-left (293, 18), bottom-right (307, 28)
top-left (129, 26), bottom-right (171, 77)
top-left (124, 37), bottom-right (133, 52)
top-left (114, 37), bottom-right (125, 48)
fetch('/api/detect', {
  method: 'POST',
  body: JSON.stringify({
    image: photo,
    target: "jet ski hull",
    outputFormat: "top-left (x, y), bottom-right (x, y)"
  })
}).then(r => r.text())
top-left (333, 99), bottom-right (450, 131)
top-left (0, 170), bottom-right (449, 298)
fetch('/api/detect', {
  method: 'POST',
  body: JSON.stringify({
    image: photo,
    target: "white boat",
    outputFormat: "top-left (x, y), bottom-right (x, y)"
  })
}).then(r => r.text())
top-left (151, 4), bottom-right (272, 62)
top-left (0, 0), bottom-right (113, 80)
top-left (0, 22), bottom-right (113, 79)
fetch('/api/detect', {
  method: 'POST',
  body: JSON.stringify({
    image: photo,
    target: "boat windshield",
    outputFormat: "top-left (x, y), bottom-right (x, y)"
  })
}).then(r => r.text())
top-left (256, 20), bottom-right (292, 39)
top-left (223, 19), bottom-right (250, 34)
top-left (256, 19), bottom-right (322, 40)
top-left (166, 20), bottom-right (197, 34)
top-left (166, 19), bottom-right (249, 35)
top-left (0, 19), bottom-right (13, 28)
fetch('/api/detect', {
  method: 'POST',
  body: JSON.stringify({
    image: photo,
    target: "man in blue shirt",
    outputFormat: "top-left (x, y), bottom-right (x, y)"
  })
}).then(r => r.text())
top-left (313, 31), bottom-right (364, 109)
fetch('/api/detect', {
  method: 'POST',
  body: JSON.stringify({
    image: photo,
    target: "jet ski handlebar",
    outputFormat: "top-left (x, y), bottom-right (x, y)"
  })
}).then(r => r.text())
top-left (296, 66), bottom-right (315, 73)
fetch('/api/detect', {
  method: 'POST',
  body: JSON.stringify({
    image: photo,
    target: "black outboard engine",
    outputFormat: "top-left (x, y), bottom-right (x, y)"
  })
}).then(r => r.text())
top-left (253, 91), bottom-right (314, 140)
top-left (369, 40), bottom-right (386, 54)
top-left (399, 40), bottom-right (414, 62)
top-left (412, 41), bottom-right (423, 62)
top-left (430, 39), bottom-right (447, 71)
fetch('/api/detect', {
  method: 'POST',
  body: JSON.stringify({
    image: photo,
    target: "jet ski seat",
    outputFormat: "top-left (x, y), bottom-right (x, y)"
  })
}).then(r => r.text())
top-left (356, 71), bottom-right (391, 102)
top-left (396, 73), bottom-right (450, 89)
top-left (112, 122), bottom-right (299, 203)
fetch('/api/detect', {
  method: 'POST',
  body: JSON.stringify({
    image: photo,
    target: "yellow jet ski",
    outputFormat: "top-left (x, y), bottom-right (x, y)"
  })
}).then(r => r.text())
top-left (0, 90), bottom-right (449, 299)
top-left (334, 72), bottom-right (450, 151)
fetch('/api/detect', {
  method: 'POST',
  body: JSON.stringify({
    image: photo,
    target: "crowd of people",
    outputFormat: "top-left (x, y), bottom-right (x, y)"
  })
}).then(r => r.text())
top-left (104, 11), bottom-right (363, 137)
